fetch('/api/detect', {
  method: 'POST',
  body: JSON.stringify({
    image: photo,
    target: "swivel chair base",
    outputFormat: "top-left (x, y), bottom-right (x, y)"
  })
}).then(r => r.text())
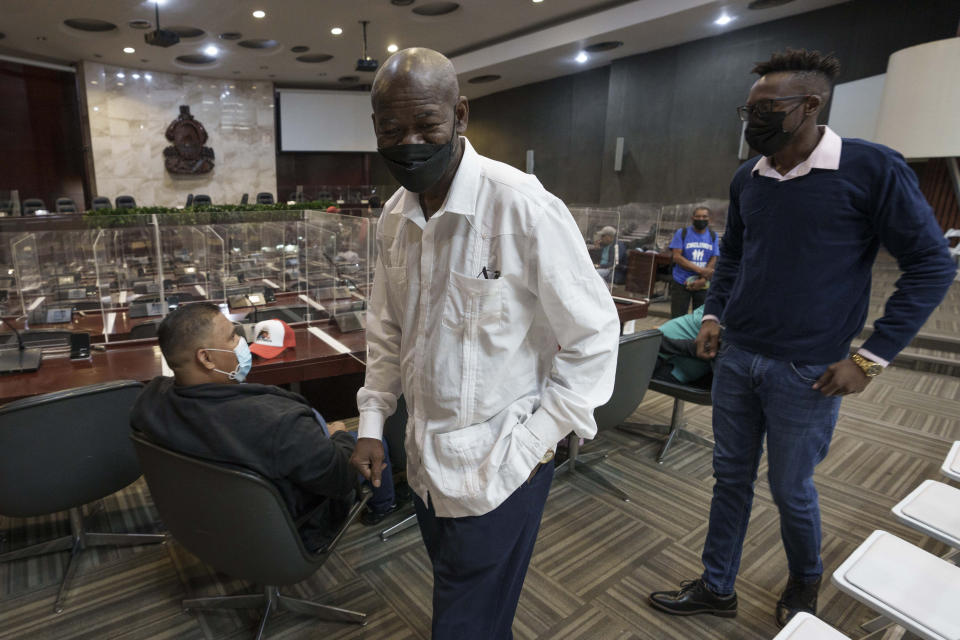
top-left (555, 433), bottom-right (631, 503)
top-left (617, 397), bottom-right (714, 464)
top-left (380, 513), bottom-right (417, 541)
top-left (183, 584), bottom-right (366, 640)
top-left (0, 505), bottom-right (167, 613)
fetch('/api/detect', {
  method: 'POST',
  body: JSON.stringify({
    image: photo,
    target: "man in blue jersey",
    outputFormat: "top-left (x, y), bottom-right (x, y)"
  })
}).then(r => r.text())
top-left (668, 207), bottom-right (719, 317)
top-left (649, 49), bottom-right (955, 627)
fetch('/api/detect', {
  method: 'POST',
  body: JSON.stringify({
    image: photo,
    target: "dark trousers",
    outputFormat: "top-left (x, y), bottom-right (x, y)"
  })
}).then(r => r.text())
top-left (700, 343), bottom-right (841, 594)
top-left (414, 461), bottom-right (554, 640)
top-left (670, 279), bottom-right (707, 318)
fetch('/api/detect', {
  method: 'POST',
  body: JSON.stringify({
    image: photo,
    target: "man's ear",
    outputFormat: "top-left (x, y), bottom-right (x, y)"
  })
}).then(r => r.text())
top-left (455, 97), bottom-right (469, 132)
top-left (196, 348), bottom-right (216, 370)
top-left (806, 94), bottom-right (824, 117)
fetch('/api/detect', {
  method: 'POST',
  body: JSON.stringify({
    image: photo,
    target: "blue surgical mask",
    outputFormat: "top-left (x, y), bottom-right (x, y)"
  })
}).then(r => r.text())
top-left (206, 339), bottom-right (253, 382)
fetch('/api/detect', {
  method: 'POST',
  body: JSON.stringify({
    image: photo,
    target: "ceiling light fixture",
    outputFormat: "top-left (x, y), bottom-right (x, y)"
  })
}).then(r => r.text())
top-left (575, 51), bottom-right (588, 64)
top-left (387, 43), bottom-right (398, 53)
top-left (532, 0), bottom-right (544, 3)
top-left (331, 27), bottom-right (343, 35)
top-left (252, 10), bottom-right (266, 19)
top-left (145, 73), bottom-right (152, 80)
top-left (132, 73), bottom-right (141, 79)
top-left (204, 45), bottom-right (218, 56)
top-left (715, 14), bottom-right (733, 25)
top-left (123, 46), bottom-right (135, 53)
top-left (116, 72), bottom-right (125, 78)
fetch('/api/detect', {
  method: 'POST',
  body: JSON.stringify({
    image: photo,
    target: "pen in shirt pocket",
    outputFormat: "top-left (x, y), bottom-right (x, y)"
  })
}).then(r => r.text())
top-left (477, 266), bottom-right (501, 280)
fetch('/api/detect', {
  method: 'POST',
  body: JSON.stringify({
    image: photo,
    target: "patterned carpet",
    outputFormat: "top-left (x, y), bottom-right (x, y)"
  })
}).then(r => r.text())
top-left (2, 360), bottom-right (958, 639)
top-left (2, 253), bottom-right (958, 639)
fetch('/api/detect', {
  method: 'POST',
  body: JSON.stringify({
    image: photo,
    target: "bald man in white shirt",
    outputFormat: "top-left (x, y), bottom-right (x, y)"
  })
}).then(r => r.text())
top-left (350, 48), bottom-right (620, 639)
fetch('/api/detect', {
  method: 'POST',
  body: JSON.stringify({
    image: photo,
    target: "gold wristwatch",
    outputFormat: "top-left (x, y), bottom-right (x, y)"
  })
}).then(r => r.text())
top-left (850, 353), bottom-right (883, 377)
top-left (540, 449), bottom-right (555, 464)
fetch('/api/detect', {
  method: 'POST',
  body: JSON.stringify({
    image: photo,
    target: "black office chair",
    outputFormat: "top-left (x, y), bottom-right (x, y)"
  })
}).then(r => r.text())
top-left (115, 195), bottom-right (137, 209)
top-left (555, 328), bottom-right (662, 502)
top-left (22, 198), bottom-right (46, 215)
top-left (91, 196), bottom-right (112, 210)
top-left (617, 376), bottom-right (714, 464)
top-left (130, 434), bottom-right (368, 639)
top-left (192, 194), bottom-right (212, 207)
top-left (55, 197), bottom-right (78, 214)
top-left (0, 381), bottom-right (166, 613)
top-left (256, 192), bottom-right (275, 205)
top-left (185, 193), bottom-right (194, 208)
top-left (240, 193), bottom-right (249, 205)
top-left (128, 320), bottom-right (161, 340)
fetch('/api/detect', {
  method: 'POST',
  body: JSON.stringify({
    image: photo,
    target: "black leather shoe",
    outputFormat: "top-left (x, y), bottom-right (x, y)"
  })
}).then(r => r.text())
top-left (649, 579), bottom-right (738, 618)
top-left (776, 575), bottom-right (821, 627)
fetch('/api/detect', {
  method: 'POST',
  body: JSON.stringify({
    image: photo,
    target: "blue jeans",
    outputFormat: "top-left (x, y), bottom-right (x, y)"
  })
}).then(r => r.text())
top-left (701, 343), bottom-right (841, 594)
top-left (313, 410), bottom-right (395, 513)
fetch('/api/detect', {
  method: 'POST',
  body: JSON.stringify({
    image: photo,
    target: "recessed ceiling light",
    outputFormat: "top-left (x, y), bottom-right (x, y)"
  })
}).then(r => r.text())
top-left (387, 44), bottom-right (399, 53)
top-left (123, 46), bottom-right (135, 54)
top-left (330, 27), bottom-right (343, 35)
top-left (252, 10), bottom-right (266, 18)
top-left (117, 82), bottom-right (124, 86)
top-left (93, 106), bottom-right (99, 111)
top-left (90, 80), bottom-right (98, 85)
top-left (715, 14), bottom-right (734, 25)
top-left (132, 73), bottom-right (141, 79)
top-left (575, 51), bottom-right (588, 64)
top-left (204, 45), bottom-right (219, 56)
top-left (116, 72), bottom-right (125, 78)
top-left (532, 0), bottom-right (544, 3)
top-left (145, 74), bottom-right (152, 80)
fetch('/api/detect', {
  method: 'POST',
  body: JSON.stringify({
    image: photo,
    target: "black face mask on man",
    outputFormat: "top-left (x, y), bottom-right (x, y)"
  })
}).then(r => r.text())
top-left (378, 120), bottom-right (459, 193)
top-left (744, 102), bottom-right (807, 157)
top-left (692, 219), bottom-right (709, 231)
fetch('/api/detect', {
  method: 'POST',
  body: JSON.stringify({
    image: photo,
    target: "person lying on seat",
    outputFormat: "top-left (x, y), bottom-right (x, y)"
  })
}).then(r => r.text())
top-left (130, 303), bottom-right (400, 552)
top-left (653, 305), bottom-right (715, 386)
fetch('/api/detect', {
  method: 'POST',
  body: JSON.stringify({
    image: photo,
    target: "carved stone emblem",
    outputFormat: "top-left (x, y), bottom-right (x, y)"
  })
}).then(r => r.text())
top-left (163, 105), bottom-right (215, 175)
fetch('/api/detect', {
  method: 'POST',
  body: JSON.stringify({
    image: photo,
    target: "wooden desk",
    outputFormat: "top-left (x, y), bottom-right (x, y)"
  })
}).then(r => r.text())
top-left (0, 324), bottom-right (366, 404)
top-left (0, 301), bottom-right (647, 405)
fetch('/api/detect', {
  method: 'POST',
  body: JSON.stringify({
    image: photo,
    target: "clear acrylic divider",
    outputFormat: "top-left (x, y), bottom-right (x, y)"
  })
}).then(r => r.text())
top-left (615, 203), bottom-right (665, 302)
top-left (11, 233), bottom-right (43, 320)
top-left (303, 209), bottom-right (372, 366)
top-left (568, 206), bottom-right (621, 294)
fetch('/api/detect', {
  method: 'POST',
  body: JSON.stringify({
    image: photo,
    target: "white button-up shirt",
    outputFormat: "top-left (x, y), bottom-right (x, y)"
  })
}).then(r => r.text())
top-left (357, 138), bottom-right (620, 517)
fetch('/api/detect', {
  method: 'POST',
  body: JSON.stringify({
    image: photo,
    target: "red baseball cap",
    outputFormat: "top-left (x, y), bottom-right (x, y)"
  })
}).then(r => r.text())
top-left (248, 319), bottom-right (296, 359)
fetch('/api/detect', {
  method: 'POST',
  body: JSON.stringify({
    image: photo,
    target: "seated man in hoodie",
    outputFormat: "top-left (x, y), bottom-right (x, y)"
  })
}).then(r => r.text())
top-left (130, 302), bottom-right (396, 551)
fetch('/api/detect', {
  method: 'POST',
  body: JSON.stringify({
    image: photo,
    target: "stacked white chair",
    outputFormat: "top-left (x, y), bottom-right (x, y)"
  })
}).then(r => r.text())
top-left (831, 530), bottom-right (960, 640)
top-left (772, 612), bottom-right (851, 639)
top-left (941, 441), bottom-right (960, 482)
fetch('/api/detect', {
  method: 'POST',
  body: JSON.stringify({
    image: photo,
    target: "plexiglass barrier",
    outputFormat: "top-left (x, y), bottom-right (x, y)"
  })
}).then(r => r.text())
top-left (2, 211), bottom-right (373, 359)
top-left (569, 206), bottom-right (621, 293)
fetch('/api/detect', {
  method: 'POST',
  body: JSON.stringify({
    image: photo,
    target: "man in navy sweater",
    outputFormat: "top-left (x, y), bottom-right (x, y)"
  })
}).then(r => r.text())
top-left (649, 49), bottom-right (956, 627)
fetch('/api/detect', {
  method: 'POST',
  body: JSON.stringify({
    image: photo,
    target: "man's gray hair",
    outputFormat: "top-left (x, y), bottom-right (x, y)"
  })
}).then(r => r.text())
top-left (599, 226), bottom-right (617, 237)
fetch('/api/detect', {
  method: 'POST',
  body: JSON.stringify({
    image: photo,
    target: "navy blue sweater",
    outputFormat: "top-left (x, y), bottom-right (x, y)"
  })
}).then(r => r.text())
top-left (704, 139), bottom-right (956, 365)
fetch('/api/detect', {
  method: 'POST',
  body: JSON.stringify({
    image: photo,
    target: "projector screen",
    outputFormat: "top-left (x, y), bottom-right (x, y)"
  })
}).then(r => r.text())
top-left (278, 89), bottom-right (377, 152)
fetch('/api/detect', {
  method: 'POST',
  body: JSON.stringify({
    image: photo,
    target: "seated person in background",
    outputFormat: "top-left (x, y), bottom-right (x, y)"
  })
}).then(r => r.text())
top-left (130, 303), bottom-right (399, 552)
top-left (654, 305), bottom-right (714, 386)
top-left (595, 226), bottom-right (628, 284)
top-left (669, 206), bottom-right (719, 318)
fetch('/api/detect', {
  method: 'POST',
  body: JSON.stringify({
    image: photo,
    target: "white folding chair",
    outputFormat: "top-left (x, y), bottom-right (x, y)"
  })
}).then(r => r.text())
top-left (832, 530), bottom-right (960, 640)
top-left (892, 479), bottom-right (960, 550)
top-left (941, 441), bottom-right (960, 482)
top-left (772, 612), bottom-right (851, 639)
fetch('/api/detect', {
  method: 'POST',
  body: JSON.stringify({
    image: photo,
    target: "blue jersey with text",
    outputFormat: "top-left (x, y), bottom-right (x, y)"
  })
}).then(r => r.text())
top-left (669, 226), bottom-right (719, 284)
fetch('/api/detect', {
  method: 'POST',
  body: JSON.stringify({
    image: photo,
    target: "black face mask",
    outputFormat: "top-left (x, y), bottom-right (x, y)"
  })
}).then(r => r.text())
top-left (744, 102), bottom-right (806, 157)
top-left (692, 219), bottom-right (709, 231)
top-left (378, 121), bottom-right (459, 193)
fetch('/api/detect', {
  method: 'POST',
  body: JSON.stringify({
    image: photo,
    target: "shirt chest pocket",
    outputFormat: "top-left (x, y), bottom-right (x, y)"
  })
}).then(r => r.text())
top-left (441, 270), bottom-right (504, 331)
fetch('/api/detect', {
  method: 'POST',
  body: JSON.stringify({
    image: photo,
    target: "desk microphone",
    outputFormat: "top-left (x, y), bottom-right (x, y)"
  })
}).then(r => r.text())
top-left (0, 317), bottom-right (42, 374)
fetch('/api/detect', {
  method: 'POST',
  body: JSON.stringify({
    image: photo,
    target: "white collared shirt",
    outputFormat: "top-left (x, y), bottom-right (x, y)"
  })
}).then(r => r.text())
top-left (752, 125), bottom-right (842, 180)
top-left (708, 125), bottom-right (888, 367)
top-left (357, 137), bottom-right (620, 517)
